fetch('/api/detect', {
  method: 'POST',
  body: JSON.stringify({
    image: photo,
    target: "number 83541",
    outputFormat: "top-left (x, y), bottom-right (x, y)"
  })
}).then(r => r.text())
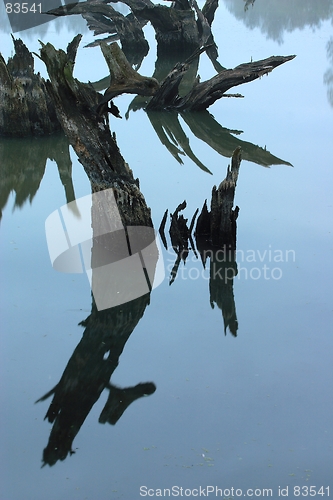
top-left (5, 3), bottom-right (42, 14)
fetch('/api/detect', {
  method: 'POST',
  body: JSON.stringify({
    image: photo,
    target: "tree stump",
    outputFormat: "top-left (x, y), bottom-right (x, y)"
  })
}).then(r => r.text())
top-left (0, 37), bottom-right (60, 137)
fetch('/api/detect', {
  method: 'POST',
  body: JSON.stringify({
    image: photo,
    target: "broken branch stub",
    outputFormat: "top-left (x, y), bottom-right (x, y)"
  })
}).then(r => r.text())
top-left (96, 42), bottom-right (159, 114)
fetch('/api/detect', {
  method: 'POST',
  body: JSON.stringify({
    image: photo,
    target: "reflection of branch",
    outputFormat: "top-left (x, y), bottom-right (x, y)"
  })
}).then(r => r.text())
top-left (147, 112), bottom-right (185, 164)
top-left (100, 382), bottom-right (156, 425)
top-left (181, 110), bottom-right (292, 167)
top-left (147, 111), bottom-right (212, 173)
top-left (159, 209), bottom-right (168, 249)
top-left (146, 108), bottom-right (292, 169)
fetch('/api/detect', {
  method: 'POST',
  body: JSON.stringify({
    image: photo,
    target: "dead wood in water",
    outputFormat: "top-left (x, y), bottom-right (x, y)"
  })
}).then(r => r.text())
top-left (158, 147), bottom-right (242, 254)
top-left (0, 37), bottom-right (60, 137)
top-left (194, 147), bottom-right (241, 249)
top-left (46, 0), bottom-right (217, 61)
top-left (38, 35), bottom-right (152, 228)
top-left (209, 146), bottom-right (241, 247)
top-left (147, 54), bottom-right (296, 111)
top-left (46, 0), bottom-right (149, 64)
top-left (96, 42), bottom-right (159, 114)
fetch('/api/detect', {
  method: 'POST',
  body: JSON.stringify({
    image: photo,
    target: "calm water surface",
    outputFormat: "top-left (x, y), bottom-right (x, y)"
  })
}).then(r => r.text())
top-left (1, 1), bottom-right (333, 499)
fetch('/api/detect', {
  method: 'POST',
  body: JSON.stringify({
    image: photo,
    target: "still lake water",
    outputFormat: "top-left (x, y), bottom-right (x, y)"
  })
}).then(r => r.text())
top-left (1, 1), bottom-right (333, 499)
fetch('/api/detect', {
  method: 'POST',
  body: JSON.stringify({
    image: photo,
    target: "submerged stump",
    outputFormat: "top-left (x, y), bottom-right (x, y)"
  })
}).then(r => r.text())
top-left (195, 147), bottom-right (242, 249)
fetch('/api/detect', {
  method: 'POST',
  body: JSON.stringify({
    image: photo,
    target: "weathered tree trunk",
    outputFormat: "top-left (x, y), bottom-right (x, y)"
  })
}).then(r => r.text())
top-left (35, 36), bottom-right (162, 466)
top-left (38, 35), bottom-right (152, 228)
top-left (0, 37), bottom-right (60, 137)
top-left (157, 148), bottom-right (242, 258)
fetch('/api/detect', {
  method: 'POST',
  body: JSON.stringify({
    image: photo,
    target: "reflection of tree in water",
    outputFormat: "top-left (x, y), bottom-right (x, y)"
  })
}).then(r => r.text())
top-left (36, 295), bottom-right (156, 466)
top-left (324, 37), bottom-right (333, 107)
top-left (0, 7), bottom-right (297, 465)
top-left (223, 0), bottom-right (333, 43)
top-left (0, 133), bottom-right (76, 221)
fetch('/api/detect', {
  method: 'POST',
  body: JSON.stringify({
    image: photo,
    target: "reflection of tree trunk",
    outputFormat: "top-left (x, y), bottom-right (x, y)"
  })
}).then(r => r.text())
top-left (0, 132), bottom-right (74, 219)
top-left (209, 249), bottom-right (238, 336)
top-left (146, 111), bottom-right (211, 172)
top-left (37, 295), bottom-right (154, 466)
